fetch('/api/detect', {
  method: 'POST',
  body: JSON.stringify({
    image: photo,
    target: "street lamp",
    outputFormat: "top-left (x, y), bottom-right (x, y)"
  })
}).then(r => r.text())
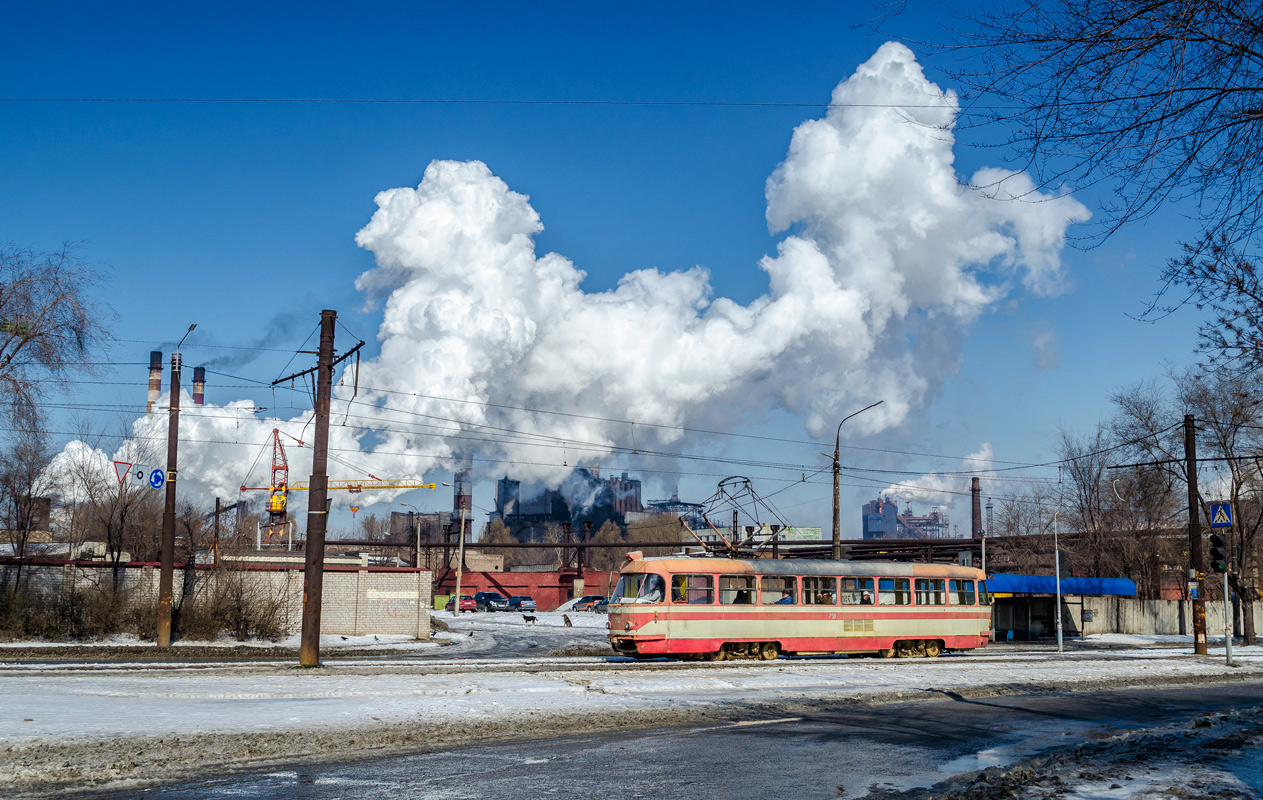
top-left (833, 401), bottom-right (884, 560)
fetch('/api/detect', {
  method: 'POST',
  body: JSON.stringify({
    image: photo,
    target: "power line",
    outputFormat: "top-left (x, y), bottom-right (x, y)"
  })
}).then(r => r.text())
top-left (0, 96), bottom-right (974, 110)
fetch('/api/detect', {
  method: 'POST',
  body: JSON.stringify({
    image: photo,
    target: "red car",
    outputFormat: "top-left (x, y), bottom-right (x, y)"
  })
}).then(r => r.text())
top-left (445, 595), bottom-right (476, 612)
top-left (572, 594), bottom-right (606, 612)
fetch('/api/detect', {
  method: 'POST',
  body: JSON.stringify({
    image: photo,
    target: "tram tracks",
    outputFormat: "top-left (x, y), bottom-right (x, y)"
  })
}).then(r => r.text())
top-left (0, 646), bottom-right (1209, 677)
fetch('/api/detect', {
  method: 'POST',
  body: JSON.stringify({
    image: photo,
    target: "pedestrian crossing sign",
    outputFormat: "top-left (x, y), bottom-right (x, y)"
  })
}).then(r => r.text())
top-left (1210, 503), bottom-right (1233, 528)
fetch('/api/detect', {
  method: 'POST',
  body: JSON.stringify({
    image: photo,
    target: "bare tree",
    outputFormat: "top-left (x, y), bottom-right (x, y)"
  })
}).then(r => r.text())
top-left (951, 2), bottom-right (1263, 366)
top-left (952, 1), bottom-right (1263, 248)
top-left (0, 244), bottom-right (110, 429)
top-left (0, 429), bottom-right (56, 593)
top-left (57, 430), bottom-right (163, 588)
top-left (1111, 368), bottom-right (1263, 637)
top-left (478, 518), bottom-right (516, 569)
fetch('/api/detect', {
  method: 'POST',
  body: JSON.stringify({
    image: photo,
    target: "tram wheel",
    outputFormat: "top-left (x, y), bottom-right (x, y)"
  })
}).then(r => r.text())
top-left (760, 642), bottom-right (779, 661)
top-left (878, 647), bottom-right (896, 658)
top-left (923, 640), bottom-right (942, 658)
top-left (704, 645), bottom-right (727, 662)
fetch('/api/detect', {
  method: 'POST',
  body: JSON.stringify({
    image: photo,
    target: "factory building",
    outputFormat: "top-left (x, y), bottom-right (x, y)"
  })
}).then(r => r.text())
top-left (490, 467), bottom-right (645, 542)
top-left (861, 496), bottom-right (950, 540)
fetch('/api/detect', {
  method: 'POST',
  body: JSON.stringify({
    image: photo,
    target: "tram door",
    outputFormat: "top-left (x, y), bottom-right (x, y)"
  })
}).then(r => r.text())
top-left (669, 574), bottom-right (715, 644)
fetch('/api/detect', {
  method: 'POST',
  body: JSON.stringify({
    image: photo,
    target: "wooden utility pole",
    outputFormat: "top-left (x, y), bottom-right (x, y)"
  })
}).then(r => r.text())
top-left (156, 350), bottom-right (182, 648)
top-left (1185, 414), bottom-right (1208, 656)
top-left (157, 324), bottom-right (195, 648)
top-left (274, 310), bottom-right (363, 667)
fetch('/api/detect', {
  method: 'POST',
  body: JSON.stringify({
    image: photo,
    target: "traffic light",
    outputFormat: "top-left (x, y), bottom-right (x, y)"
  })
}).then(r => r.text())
top-left (1209, 532), bottom-right (1228, 574)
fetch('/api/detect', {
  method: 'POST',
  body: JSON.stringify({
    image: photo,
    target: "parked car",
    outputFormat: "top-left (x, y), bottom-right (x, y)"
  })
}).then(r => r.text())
top-left (593, 597), bottom-right (609, 614)
top-left (572, 594), bottom-right (605, 612)
top-left (445, 595), bottom-right (476, 612)
top-left (507, 595), bottom-right (537, 612)
top-left (474, 591), bottom-right (509, 612)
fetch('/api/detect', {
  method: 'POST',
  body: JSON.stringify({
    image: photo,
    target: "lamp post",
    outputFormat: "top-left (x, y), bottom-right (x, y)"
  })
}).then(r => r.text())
top-left (833, 401), bottom-right (884, 560)
top-left (157, 323), bottom-right (196, 648)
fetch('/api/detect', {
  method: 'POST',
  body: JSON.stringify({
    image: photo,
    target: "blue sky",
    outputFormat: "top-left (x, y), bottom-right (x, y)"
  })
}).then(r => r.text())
top-left (2, 2), bottom-right (1208, 535)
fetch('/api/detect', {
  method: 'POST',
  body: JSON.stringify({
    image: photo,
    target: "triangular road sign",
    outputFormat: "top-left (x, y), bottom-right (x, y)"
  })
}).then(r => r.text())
top-left (113, 461), bottom-right (133, 485)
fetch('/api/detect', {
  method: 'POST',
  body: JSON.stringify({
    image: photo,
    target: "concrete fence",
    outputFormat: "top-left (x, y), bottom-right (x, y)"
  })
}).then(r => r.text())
top-left (0, 560), bottom-right (431, 639)
top-left (1080, 595), bottom-right (1263, 637)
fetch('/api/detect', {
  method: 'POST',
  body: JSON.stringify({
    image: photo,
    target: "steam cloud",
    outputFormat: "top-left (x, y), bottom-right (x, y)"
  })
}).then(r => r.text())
top-left (54, 43), bottom-right (1089, 510)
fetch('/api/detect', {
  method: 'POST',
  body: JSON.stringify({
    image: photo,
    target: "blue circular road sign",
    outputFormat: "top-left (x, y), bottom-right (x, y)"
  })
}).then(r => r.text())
top-left (149, 468), bottom-right (166, 489)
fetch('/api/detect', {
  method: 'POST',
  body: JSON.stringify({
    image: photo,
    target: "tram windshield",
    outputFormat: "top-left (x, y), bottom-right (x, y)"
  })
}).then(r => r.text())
top-left (613, 573), bottom-right (666, 604)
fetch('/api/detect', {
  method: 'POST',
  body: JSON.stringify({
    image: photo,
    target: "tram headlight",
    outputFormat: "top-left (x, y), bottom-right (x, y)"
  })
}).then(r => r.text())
top-left (624, 622), bottom-right (631, 631)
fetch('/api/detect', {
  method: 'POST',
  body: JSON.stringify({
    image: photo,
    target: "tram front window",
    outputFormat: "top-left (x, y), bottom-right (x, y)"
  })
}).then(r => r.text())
top-left (612, 574), bottom-right (666, 603)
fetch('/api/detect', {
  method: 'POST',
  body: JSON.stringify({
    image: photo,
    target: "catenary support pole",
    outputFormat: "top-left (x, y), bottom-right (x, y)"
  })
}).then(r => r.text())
top-left (1053, 512), bottom-right (1062, 655)
top-left (1185, 414), bottom-right (1208, 656)
top-left (156, 350), bottom-right (183, 648)
top-left (1225, 569), bottom-right (1234, 665)
top-left (213, 496), bottom-right (220, 566)
top-left (299, 310), bottom-right (336, 667)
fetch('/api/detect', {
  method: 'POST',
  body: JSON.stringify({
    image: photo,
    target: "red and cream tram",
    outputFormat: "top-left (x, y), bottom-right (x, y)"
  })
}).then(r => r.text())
top-left (607, 552), bottom-right (991, 660)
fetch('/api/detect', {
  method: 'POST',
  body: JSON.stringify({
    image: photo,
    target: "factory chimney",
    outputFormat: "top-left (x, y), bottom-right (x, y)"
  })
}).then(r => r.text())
top-left (147, 351), bottom-right (163, 414)
top-left (192, 366), bottom-right (206, 406)
top-left (970, 477), bottom-right (983, 537)
top-left (453, 461), bottom-right (472, 540)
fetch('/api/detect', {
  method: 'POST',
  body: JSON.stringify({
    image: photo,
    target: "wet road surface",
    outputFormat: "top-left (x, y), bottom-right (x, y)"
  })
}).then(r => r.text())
top-left (98, 682), bottom-right (1263, 800)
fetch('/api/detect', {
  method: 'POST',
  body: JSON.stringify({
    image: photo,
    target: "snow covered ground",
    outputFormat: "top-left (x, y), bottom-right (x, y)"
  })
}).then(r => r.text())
top-left (0, 618), bottom-right (1260, 797)
top-left (899, 704), bottom-right (1263, 799)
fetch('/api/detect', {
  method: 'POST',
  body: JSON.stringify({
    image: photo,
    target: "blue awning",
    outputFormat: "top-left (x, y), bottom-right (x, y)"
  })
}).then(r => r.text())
top-left (985, 573), bottom-right (1136, 597)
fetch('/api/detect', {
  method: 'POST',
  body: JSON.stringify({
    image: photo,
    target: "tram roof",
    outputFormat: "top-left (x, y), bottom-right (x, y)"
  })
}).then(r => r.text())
top-left (633, 555), bottom-right (982, 578)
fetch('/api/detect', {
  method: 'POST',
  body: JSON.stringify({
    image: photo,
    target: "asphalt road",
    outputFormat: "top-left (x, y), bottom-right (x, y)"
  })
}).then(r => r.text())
top-left (94, 682), bottom-right (1263, 800)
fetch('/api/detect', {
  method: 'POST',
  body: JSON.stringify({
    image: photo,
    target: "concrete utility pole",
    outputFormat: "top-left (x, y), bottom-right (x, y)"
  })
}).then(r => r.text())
top-left (1185, 414), bottom-right (1208, 656)
top-left (454, 502), bottom-right (467, 618)
top-left (274, 310), bottom-right (364, 668)
top-left (300, 310), bottom-right (335, 667)
top-left (157, 323), bottom-right (195, 648)
top-left (833, 401), bottom-right (883, 560)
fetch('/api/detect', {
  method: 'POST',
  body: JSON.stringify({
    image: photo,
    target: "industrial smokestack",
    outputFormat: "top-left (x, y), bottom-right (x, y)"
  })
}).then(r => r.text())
top-left (971, 477), bottom-right (983, 537)
top-left (147, 351), bottom-right (163, 414)
top-left (453, 457), bottom-right (472, 540)
top-left (192, 366), bottom-right (206, 406)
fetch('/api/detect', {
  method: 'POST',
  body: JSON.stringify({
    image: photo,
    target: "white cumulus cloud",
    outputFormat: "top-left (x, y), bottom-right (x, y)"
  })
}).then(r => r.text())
top-left (57, 42), bottom-right (1089, 510)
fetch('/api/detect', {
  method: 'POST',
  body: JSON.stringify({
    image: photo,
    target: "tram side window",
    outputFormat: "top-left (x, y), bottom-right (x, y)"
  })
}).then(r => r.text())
top-left (719, 575), bottom-right (756, 605)
top-left (949, 579), bottom-right (976, 605)
top-left (915, 578), bottom-right (946, 605)
top-left (979, 581), bottom-right (992, 606)
top-left (839, 577), bottom-right (874, 605)
top-left (671, 574), bottom-right (714, 604)
top-left (802, 576), bottom-right (837, 605)
top-left (878, 577), bottom-right (911, 606)
top-left (761, 575), bottom-right (798, 605)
